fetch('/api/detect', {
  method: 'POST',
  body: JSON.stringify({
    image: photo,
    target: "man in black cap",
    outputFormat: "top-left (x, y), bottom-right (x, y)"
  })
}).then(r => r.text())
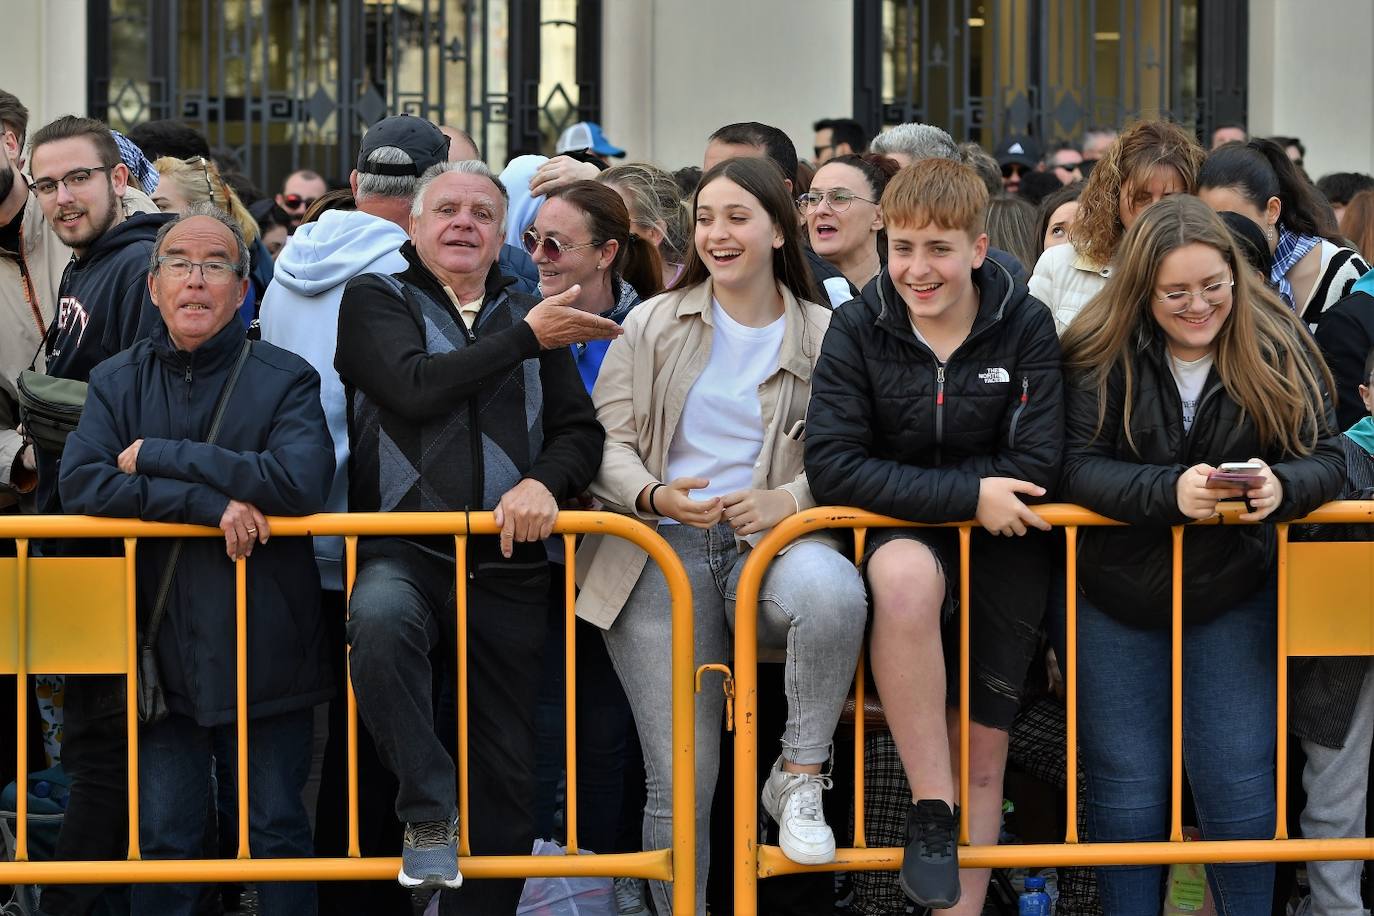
top-left (993, 134), bottom-right (1042, 195)
top-left (259, 112), bottom-right (449, 914)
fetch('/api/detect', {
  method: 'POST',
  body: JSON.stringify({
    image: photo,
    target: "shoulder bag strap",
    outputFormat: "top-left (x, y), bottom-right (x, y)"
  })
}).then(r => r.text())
top-left (141, 339), bottom-right (253, 646)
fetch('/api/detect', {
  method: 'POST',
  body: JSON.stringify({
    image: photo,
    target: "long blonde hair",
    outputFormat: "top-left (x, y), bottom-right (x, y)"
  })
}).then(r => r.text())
top-left (1062, 194), bottom-right (1331, 457)
top-left (1068, 119), bottom-right (1205, 267)
top-left (154, 156), bottom-right (259, 244)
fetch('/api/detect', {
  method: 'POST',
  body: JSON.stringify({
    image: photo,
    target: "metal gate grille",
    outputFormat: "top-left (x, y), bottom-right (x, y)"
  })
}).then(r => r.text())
top-left (87, 0), bottom-right (600, 195)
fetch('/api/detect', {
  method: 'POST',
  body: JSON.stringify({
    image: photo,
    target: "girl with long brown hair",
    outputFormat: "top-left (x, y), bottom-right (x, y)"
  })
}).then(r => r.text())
top-left (1059, 194), bottom-right (1343, 914)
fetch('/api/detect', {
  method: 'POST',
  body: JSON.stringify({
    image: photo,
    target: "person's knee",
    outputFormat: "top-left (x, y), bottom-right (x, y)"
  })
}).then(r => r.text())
top-left (767, 545), bottom-right (868, 635)
top-left (346, 575), bottom-right (427, 660)
top-left (868, 541), bottom-right (944, 630)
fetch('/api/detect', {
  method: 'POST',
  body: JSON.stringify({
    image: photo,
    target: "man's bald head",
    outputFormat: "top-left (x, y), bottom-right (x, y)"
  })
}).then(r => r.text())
top-left (440, 126), bottom-right (481, 163)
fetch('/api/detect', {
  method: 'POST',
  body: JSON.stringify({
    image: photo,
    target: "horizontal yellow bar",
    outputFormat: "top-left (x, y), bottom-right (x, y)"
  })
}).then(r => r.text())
top-left (757, 838), bottom-right (1374, 876)
top-left (0, 849), bottom-right (674, 885)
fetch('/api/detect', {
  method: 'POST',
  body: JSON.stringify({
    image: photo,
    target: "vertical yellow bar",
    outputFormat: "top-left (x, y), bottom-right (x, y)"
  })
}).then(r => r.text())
top-left (733, 549), bottom-right (759, 916)
top-left (1169, 526), bottom-right (1184, 843)
top-left (564, 534), bottom-right (579, 854)
top-left (1275, 524), bottom-right (1289, 839)
top-left (1064, 526), bottom-right (1079, 844)
top-left (957, 525), bottom-right (971, 846)
top-left (236, 556), bottom-right (250, 858)
top-left (345, 535), bottom-right (360, 857)
top-left (14, 539), bottom-right (28, 861)
top-left (455, 535), bottom-right (471, 858)
top-left (670, 543), bottom-right (696, 916)
top-left (852, 528), bottom-right (867, 849)
top-left (125, 538), bottom-right (142, 859)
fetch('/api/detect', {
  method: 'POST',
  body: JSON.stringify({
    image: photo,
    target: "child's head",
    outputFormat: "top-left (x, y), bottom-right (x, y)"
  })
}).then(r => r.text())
top-left (1361, 346), bottom-right (1374, 417)
top-left (880, 159), bottom-right (989, 321)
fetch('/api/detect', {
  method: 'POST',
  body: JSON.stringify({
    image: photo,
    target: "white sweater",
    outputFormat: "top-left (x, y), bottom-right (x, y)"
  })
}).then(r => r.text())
top-left (1028, 243), bottom-right (1112, 336)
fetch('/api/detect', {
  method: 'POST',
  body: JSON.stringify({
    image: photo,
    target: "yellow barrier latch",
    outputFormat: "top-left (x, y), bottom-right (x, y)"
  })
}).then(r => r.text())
top-left (695, 663), bottom-right (736, 731)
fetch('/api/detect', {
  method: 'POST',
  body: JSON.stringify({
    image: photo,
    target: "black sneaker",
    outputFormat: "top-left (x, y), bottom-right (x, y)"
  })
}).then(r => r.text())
top-left (899, 799), bottom-right (961, 908)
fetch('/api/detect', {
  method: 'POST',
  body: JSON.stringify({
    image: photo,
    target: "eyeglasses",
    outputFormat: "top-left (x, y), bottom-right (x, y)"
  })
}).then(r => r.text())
top-left (29, 165), bottom-right (114, 197)
top-left (1156, 278), bottom-right (1234, 311)
top-left (281, 193), bottom-right (317, 210)
top-left (155, 256), bottom-right (242, 285)
top-left (796, 188), bottom-right (877, 213)
top-left (522, 228), bottom-right (602, 261)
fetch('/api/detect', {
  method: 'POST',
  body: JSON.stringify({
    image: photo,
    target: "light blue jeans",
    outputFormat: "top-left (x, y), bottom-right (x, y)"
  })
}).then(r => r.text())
top-left (602, 522), bottom-right (868, 915)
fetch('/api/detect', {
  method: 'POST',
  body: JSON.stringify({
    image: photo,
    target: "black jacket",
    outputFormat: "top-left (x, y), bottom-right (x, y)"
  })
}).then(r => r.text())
top-left (36, 211), bottom-right (174, 514)
top-left (1060, 332), bottom-right (1345, 628)
top-left (1312, 291), bottom-right (1374, 431)
top-left (805, 257), bottom-right (1064, 522)
top-left (335, 242), bottom-right (603, 566)
top-left (59, 318), bottom-right (335, 726)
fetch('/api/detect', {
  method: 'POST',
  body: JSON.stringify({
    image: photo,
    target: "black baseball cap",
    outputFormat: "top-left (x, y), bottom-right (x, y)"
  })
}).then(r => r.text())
top-left (994, 135), bottom-right (1042, 170)
top-left (357, 115), bottom-right (450, 176)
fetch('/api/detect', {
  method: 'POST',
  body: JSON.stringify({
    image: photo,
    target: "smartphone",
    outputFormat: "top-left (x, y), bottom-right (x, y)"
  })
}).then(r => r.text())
top-left (1206, 462), bottom-right (1264, 490)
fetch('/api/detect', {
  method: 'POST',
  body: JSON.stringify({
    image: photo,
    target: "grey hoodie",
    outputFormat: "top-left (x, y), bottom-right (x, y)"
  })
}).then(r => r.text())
top-left (259, 208), bottom-right (409, 589)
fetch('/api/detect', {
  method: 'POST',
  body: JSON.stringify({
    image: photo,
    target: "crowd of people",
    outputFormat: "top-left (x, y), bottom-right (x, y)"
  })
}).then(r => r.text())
top-left (2, 87), bottom-right (1374, 916)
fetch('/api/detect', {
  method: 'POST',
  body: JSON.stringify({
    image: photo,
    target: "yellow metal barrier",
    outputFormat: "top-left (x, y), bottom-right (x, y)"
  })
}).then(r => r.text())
top-left (730, 502), bottom-right (1374, 914)
top-left (0, 511), bottom-right (695, 913)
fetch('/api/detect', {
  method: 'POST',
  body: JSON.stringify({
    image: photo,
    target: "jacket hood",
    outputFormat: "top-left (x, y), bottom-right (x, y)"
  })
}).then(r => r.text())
top-left (76, 210), bottom-right (174, 268)
top-left (871, 253), bottom-right (1019, 339)
top-left (272, 209), bottom-right (409, 296)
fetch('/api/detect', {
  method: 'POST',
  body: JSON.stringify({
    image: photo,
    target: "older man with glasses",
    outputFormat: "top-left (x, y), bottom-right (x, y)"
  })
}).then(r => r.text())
top-left (60, 203), bottom-right (335, 916)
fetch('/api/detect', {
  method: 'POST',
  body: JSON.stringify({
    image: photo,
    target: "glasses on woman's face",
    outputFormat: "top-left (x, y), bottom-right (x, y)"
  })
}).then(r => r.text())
top-left (1156, 278), bottom-right (1234, 313)
top-left (796, 188), bottom-right (876, 213)
top-left (522, 228), bottom-right (601, 261)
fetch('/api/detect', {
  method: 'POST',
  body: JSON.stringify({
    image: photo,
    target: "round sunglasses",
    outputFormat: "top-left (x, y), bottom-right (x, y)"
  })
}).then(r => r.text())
top-left (522, 228), bottom-right (602, 261)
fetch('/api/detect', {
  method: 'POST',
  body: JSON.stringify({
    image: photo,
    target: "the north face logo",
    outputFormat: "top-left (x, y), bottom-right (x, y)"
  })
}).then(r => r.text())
top-left (979, 367), bottom-right (1010, 383)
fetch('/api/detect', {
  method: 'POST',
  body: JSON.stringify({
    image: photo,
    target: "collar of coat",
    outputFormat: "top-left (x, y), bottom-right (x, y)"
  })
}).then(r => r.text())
top-left (873, 254), bottom-right (1017, 343)
top-left (667, 278), bottom-right (817, 382)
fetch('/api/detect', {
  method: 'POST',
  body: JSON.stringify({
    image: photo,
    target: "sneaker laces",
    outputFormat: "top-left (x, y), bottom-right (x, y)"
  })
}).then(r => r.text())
top-left (916, 811), bottom-right (956, 858)
top-left (408, 819), bottom-right (453, 848)
top-left (614, 876), bottom-right (646, 911)
top-left (787, 773), bottom-right (833, 824)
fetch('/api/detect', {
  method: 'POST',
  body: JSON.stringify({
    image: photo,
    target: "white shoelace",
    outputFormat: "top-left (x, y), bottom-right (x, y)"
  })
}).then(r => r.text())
top-left (787, 774), bottom-right (833, 826)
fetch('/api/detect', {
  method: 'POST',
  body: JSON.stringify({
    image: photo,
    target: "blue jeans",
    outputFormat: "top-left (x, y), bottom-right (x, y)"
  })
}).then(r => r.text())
top-left (132, 708), bottom-right (317, 916)
top-left (1074, 582), bottom-right (1277, 916)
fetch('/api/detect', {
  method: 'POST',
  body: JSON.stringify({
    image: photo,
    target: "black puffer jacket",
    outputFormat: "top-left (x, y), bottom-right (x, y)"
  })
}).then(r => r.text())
top-left (805, 257), bottom-right (1063, 521)
top-left (1061, 331), bottom-right (1345, 628)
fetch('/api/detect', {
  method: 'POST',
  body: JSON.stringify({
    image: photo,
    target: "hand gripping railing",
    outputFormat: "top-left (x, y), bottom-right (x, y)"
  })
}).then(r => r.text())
top-left (728, 501), bottom-right (1374, 915)
top-left (0, 510), bottom-right (695, 913)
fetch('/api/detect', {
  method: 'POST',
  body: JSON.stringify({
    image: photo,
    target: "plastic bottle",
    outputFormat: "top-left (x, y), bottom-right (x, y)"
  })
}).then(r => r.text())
top-left (1018, 875), bottom-right (1052, 916)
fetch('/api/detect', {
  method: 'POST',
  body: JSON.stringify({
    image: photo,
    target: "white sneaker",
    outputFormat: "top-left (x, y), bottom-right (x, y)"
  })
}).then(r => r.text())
top-left (760, 756), bottom-right (837, 865)
top-left (614, 876), bottom-right (650, 914)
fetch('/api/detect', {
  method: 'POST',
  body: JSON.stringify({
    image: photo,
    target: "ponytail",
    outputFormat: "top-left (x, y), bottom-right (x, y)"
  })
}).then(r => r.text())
top-left (1198, 138), bottom-right (1340, 242)
top-left (618, 232), bottom-right (664, 298)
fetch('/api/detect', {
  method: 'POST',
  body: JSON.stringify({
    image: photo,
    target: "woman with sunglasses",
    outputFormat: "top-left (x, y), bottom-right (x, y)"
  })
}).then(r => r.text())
top-left (801, 152), bottom-right (900, 306)
top-left (153, 156), bottom-right (269, 324)
top-left (576, 156), bottom-right (868, 913)
top-left (1030, 120), bottom-right (1206, 334)
top-left (1060, 195), bottom-right (1343, 914)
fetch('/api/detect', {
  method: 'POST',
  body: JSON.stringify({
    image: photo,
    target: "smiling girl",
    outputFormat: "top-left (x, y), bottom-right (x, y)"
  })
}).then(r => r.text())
top-left (1059, 195), bottom-right (1344, 914)
top-left (576, 156), bottom-right (868, 914)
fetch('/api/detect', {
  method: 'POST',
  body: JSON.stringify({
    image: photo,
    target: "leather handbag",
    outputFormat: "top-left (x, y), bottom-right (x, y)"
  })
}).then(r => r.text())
top-left (138, 340), bottom-right (252, 724)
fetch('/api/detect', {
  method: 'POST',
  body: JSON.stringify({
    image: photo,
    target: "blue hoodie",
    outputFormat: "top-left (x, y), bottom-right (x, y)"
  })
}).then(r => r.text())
top-left (1351, 264), bottom-right (1374, 297)
top-left (258, 209), bottom-right (409, 590)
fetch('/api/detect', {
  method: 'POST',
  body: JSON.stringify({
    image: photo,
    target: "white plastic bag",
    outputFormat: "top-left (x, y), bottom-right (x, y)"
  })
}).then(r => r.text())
top-left (422, 839), bottom-right (616, 916)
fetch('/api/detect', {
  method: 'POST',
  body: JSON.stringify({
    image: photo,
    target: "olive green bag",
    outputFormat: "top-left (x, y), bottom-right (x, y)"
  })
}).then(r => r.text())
top-left (16, 370), bottom-right (86, 453)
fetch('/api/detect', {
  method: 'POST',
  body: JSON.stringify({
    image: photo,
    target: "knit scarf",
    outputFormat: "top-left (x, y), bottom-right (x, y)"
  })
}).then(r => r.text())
top-left (1270, 226), bottom-right (1321, 311)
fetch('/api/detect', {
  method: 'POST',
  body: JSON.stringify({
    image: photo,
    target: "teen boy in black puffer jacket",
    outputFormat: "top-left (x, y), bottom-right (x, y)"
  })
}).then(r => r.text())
top-left (805, 158), bottom-right (1063, 912)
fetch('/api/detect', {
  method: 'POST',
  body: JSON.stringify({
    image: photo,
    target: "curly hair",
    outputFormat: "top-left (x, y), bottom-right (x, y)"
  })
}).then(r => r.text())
top-left (1068, 120), bottom-right (1205, 267)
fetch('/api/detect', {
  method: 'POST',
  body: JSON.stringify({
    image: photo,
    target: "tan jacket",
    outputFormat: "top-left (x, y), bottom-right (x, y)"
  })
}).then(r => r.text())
top-left (575, 281), bottom-right (833, 629)
top-left (0, 186), bottom-right (158, 503)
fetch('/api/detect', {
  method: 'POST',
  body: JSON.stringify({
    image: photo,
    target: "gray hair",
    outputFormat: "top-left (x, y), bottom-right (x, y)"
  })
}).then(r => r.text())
top-left (870, 123), bottom-right (959, 163)
top-left (148, 202), bottom-right (251, 278)
top-left (355, 146), bottom-right (422, 203)
top-left (411, 159), bottom-right (508, 232)
top-left (958, 142), bottom-right (1004, 196)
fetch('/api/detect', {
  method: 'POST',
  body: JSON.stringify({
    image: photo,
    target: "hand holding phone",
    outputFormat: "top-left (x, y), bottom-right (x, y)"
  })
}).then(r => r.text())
top-left (1206, 462), bottom-right (1264, 490)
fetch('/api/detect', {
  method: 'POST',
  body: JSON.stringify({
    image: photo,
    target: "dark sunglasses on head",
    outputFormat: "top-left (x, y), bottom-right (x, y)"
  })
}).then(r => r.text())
top-left (281, 193), bottom-right (317, 210)
top-left (522, 228), bottom-right (602, 261)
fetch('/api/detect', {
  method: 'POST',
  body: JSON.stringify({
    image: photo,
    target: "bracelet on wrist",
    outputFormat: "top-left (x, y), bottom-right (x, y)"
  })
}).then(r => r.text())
top-left (648, 483), bottom-right (665, 515)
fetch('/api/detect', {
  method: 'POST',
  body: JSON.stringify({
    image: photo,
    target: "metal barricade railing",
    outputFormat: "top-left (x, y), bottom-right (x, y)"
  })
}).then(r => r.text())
top-left (729, 502), bottom-right (1374, 914)
top-left (0, 510), bottom-right (695, 913)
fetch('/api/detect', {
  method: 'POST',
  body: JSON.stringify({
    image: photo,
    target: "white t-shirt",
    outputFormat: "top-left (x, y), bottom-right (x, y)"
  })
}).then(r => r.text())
top-left (661, 299), bottom-right (785, 522)
top-left (1169, 352), bottom-right (1214, 432)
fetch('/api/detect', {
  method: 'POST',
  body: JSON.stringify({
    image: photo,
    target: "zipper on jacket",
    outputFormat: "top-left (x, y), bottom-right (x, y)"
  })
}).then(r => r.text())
top-left (461, 315), bottom-right (482, 576)
top-left (934, 365), bottom-right (946, 463)
top-left (1008, 376), bottom-right (1029, 450)
top-left (1181, 380), bottom-right (1224, 458)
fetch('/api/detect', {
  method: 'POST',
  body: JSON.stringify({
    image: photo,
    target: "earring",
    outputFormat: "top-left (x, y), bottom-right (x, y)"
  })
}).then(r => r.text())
top-left (1267, 226), bottom-right (1276, 242)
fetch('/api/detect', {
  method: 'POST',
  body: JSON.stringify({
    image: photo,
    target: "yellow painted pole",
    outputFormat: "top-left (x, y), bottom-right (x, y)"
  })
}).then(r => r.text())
top-left (236, 557), bottom-right (250, 858)
top-left (734, 528), bottom-right (760, 916)
top-left (957, 526), bottom-right (971, 846)
top-left (852, 528), bottom-right (867, 849)
top-left (1064, 526), bottom-right (1079, 844)
top-left (345, 535), bottom-right (360, 858)
top-left (1170, 526), bottom-right (1184, 843)
top-left (15, 539), bottom-right (28, 861)
top-left (455, 535), bottom-right (471, 859)
top-left (564, 534), bottom-right (579, 854)
top-left (125, 539), bottom-right (141, 859)
top-left (1276, 524), bottom-right (1290, 839)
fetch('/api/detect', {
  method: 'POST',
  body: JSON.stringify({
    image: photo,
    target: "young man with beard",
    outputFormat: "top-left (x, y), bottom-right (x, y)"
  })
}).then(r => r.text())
top-left (25, 114), bottom-right (173, 916)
